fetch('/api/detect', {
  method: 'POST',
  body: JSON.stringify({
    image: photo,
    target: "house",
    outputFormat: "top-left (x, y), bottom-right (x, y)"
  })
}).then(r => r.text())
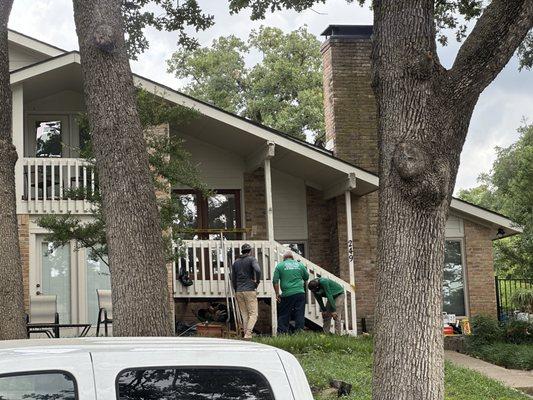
top-left (7, 26), bottom-right (521, 336)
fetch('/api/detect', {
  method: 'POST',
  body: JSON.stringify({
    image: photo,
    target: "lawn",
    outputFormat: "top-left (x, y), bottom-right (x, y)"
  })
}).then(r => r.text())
top-left (256, 333), bottom-right (530, 400)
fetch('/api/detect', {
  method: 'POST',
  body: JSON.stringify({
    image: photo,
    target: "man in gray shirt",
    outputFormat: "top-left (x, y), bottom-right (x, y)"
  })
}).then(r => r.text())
top-left (231, 243), bottom-right (261, 339)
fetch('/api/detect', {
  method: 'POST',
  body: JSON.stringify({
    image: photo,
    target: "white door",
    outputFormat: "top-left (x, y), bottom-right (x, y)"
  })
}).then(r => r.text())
top-left (35, 237), bottom-right (76, 324)
top-left (33, 235), bottom-right (111, 326)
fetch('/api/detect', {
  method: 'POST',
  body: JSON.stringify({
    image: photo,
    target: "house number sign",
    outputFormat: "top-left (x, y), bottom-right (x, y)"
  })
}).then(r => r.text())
top-left (347, 239), bottom-right (354, 262)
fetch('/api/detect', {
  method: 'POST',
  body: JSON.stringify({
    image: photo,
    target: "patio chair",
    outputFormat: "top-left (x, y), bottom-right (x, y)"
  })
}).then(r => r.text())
top-left (27, 295), bottom-right (59, 338)
top-left (96, 289), bottom-right (113, 337)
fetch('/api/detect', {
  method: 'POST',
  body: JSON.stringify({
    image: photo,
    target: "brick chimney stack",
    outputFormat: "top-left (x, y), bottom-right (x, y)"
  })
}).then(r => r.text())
top-left (321, 25), bottom-right (378, 174)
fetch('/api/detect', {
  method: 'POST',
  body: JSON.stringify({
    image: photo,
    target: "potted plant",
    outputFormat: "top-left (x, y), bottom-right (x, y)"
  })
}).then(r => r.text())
top-left (511, 288), bottom-right (533, 322)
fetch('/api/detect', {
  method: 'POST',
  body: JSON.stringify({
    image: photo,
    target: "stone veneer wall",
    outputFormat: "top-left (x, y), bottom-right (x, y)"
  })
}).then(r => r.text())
top-left (464, 220), bottom-right (498, 318)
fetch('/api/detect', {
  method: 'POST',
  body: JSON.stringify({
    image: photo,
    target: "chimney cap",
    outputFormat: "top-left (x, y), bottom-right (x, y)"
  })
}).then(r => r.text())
top-left (321, 25), bottom-right (373, 38)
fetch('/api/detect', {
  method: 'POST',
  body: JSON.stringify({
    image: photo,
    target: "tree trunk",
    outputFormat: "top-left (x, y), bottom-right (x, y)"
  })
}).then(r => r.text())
top-left (371, 1), bottom-right (532, 399)
top-left (0, 0), bottom-right (27, 340)
top-left (72, 0), bottom-right (173, 336)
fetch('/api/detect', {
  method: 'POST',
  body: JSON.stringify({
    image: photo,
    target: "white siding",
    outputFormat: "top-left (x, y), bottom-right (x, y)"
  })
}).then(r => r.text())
top-left (177, 133), bottom-right (244, 190)
top-left (446, 214), bottom-right (464, 238)
top-left (8, 43), bottom-right (48, 71)
top-left (272, 169), bottom-right (308, 241)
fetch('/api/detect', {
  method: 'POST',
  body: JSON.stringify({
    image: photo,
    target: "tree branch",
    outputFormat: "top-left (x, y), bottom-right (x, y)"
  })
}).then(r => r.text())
top-left (450, 0), bottom-right (533, 99)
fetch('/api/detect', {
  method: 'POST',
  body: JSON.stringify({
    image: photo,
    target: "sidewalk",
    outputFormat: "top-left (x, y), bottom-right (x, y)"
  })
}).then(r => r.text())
top-left (445, 350), bottom-right (533, 395)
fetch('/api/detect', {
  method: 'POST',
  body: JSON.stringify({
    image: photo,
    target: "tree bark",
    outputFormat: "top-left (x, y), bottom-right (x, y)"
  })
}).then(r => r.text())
top-left (0, 0), bottom-right (27, 340)
top-left (371, 1), bottom-right (532, 399)
top-left (72, 0), bottom-right (173, 336)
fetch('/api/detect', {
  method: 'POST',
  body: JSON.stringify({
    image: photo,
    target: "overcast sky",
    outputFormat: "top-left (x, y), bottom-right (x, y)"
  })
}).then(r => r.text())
top-left (9, 0), bottom-right (532, 193)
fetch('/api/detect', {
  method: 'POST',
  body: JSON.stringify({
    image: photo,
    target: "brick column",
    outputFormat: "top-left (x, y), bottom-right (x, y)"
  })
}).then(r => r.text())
top-left (18, 214), bottom-right (30, 312)
top-left (464, 220), bottom-right (497, 318)
top-left (243, 168), bottom-right (268, 240)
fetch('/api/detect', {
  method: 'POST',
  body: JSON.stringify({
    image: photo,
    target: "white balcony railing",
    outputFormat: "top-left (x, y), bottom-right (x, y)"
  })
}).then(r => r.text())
top-left (21, 157), bottom-right (96, 214)
top-left (174, 240), bottom-right (358, 335)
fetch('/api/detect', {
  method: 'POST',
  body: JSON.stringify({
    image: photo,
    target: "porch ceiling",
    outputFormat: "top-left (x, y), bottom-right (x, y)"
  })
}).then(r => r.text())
top-left (175, 115), bottom-right (377, 196)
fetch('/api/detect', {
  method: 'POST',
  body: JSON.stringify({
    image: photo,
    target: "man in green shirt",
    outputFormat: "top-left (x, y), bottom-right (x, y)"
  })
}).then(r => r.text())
top-left (308, 278), bottom-right (345, 335)
top-left (273, 250), bottom-right (309, 334)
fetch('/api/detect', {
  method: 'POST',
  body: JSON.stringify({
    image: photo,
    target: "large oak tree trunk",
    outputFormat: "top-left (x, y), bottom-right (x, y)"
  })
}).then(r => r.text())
top-left (0, 0), bottom-right (27, 340)
top-left (72, 0), bottom-right (173, 336)
top-left (371, 1), bottom-right (532, 399)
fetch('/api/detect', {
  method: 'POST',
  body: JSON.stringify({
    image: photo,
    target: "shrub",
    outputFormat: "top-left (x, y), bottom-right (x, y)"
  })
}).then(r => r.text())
top-left (467, 315), bottom-right (504, 346)
top-left (505, 319), bottom-right (533, 344)
top-left (467, 342), bottom-right (533, 371)
top-left (511, 288), bottom-right (533, 313)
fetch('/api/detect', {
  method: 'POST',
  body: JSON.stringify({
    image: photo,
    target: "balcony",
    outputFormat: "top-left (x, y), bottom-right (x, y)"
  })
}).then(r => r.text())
top-left (20, 157), bottom-right (96, 214)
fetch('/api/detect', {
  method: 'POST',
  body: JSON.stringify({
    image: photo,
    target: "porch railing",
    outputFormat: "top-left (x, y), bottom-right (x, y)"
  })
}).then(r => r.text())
top-left (495, 277), bottom-right (533, 321)
top-left (21, 157), bottom-right (96, 214)
top-left (174, 240), bottom-right (358, 335)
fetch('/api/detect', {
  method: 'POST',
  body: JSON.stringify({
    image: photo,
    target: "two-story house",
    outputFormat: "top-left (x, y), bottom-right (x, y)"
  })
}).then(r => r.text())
top-left (7, 26), bottom-right (520, 335)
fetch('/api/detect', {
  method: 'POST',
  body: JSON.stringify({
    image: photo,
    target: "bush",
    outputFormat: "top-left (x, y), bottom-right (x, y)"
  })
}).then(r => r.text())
top-left (467, 315), bottom-right (504, 346)
top-left (467, 342), bottom-right (533, 370)
top-left (505, 320), bottom-right (533, 344)
top-left (511, 288), bottom-right (533, 313)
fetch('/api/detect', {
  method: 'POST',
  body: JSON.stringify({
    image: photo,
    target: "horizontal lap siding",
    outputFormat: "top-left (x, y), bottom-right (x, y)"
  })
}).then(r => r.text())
top-left (176, 133), bottom-right (244, 190)
top-left (271, 169), bottom-right (308, 241)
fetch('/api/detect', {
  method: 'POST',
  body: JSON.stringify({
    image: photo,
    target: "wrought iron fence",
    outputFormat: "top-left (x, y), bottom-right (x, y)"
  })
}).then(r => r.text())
top-left (495, 277), bottom-right (533, 321)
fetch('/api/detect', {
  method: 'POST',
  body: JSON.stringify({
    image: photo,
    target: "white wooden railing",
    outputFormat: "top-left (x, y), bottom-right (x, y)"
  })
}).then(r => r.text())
top-left (174, 240), bottom-right (358, 335)
top-left (21, 157), bottom-right (96, 214)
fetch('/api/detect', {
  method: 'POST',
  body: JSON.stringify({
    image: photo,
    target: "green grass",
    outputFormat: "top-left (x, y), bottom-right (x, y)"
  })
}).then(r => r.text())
top-left (467, 341), bottom-right (533, 370)
top-left (256, 333), bottom-right (530, 400)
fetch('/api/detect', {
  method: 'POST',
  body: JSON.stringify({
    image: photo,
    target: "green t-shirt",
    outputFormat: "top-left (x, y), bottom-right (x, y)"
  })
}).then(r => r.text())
top-left (272, 259), bottom-right (309, 297)
top-left (313, 278), bottom-right (345, 312)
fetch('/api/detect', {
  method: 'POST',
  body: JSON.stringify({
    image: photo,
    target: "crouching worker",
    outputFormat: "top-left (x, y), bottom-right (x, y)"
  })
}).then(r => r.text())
top-left (232, 243), bottom-right (261, 339)
top-left (308, 278), bottom-right (345, 335)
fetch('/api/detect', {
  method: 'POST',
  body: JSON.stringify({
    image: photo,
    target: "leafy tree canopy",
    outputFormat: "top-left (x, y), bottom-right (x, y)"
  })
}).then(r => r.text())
top-left (167, 26), bottom-right (325, 141)
top-left (458, 123), bottom-right (533, 278)
top-left (37, 90), bottom-right (207, 265)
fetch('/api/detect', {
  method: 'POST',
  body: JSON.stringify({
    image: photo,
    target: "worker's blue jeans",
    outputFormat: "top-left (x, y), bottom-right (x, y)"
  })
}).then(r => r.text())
top-left (277, 293), bottom-right (306, 334)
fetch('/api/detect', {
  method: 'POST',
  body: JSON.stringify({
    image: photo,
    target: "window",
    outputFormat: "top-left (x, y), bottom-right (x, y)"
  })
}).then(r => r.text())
top-left (443, 240), bottom-right (466, 316)
top-left (117, 367), bottom-right (274, 400)
top-left (173, 190), bottom-right (242, 240)
top-left (35, 120), bottom-right (63, 158)
top-left (0, 371), bottom-right (77, 400)
top-left (280, 242), bottom-right (306, 258)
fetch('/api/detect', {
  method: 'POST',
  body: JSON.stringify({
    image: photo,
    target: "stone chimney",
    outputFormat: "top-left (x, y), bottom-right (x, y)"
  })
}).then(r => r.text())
top-left (321, 25), bottom-right (378, 174)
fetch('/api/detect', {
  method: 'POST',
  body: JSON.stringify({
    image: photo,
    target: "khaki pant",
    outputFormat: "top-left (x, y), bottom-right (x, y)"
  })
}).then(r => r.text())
top-left (235, 291), bottom-right (258, 339)
top-left (323, 294), bottom-right (345, 335)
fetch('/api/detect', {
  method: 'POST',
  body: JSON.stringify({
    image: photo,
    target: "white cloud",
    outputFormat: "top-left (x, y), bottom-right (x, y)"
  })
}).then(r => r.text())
top-left (9, 1), bottom-right (532, 193)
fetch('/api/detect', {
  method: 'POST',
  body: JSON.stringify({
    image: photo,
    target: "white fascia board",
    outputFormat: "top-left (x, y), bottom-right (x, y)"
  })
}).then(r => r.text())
top-left (133, 75), bottom-right (379, 188)
top-left (450, 198), bottom-right (523, 234)
top-left (10, 53), bottom-right (80, 84)
top-left (8, 30), bottom-right (65, 57)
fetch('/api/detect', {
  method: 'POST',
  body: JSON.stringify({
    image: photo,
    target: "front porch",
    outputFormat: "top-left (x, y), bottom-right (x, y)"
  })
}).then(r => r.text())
top-left (173, 239), bottom-right (358, 335)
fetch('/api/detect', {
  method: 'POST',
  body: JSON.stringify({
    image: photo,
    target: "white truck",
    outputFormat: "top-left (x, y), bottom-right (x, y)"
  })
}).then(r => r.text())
top-left (0, 337), bottom-right (314, 399)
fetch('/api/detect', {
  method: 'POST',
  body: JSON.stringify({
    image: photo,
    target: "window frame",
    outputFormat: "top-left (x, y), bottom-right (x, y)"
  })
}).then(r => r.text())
top-left (0, 369), bottom-right (79, 400)
top-left (114, 365), bottom-right (275, 400)
top-left (443, 237), bottom-right (469, 318)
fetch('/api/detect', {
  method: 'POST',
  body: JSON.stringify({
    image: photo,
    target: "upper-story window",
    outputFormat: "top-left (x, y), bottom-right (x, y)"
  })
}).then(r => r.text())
top-left (36, 120), bottom-right (62, 157)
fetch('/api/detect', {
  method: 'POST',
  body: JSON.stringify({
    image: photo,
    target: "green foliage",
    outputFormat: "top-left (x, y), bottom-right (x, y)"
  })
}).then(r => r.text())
top-left (458, 123), bottom-right (533, 278)
top-left (466, 342), bottom-right (533, 370)
top-left (227, 0), bottom-right (532, 70)
top-left (511, 288), bottom-right (533, 313)
top-left (168, 26), bottom-right (325, 141)
top-left (256, 333), bottom-right (530, 399)
top-left (122, 0), bottom-right (214, 59)
top-left (37, 90), bottom-right (207, 266)
top-left (505, 319), bottom-right (533, 344)
top-left (467, 315), bottom-right (504, 346)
